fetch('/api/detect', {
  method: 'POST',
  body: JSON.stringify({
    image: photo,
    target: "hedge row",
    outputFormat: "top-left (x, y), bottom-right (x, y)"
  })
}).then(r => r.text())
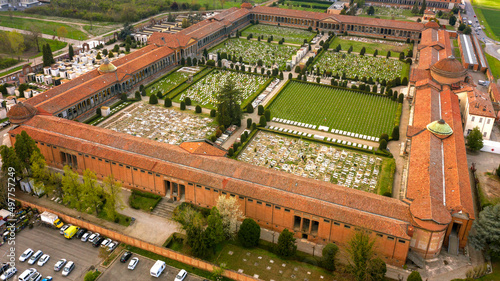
top-left (230, 128), bottom-right (259, 159)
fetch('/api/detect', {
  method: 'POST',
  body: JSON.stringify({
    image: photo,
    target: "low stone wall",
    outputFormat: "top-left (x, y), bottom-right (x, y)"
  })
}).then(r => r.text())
top-left (18, 199), bottom-right (259, 281)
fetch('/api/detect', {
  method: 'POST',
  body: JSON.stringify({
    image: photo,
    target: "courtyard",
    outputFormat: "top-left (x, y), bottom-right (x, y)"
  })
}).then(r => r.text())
top-left (210, 38), bottom-right (298, 69)
top-left (238, 131), bottom-right (388, 193)
top-left (99, 102), bottom-right (216, 145)
top-left (330, 36), bottom-right (411, 58)
top-left (173, 69), bottom-right (270, 109)
top-left (313, 51), bottom-right (409, 81)
top-left (268, 81), bottom-right (399, 137)
top-left (146, 66), bottom-right (203, 96)
top-left (240, 24), bottom-right (316, 44)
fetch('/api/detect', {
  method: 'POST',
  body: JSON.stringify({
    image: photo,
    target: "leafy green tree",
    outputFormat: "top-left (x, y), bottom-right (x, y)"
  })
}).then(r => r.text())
top-left (0, 146), bottom-right (23, 178)
top-left (386, 51), bottom-right (391, 59)
top-left (458, 23), bottom-right (466, 32)
top-left (449, 15), bottom-right (457, 26)
top-left (321, 243), bottom-right (339, 271)
top-left (216, 79), bottom-right (243, 127)
top-left (419, 0), bottom-right (427, 14)
top-left (466, 127), bottom-right (483, 151)
top-left (68, 44), bottom-right (74, 60)
top-left (205, 207), bottom-right (224, 252)
top-left (464, 26), bottom-right (472, 35)
top-left (360, 47), bottom-right (366, 56)
top-left (469, 204), bottom-right (500, 255)
top-left (346, 231), bottom-right (377, 281)
top-left (276, 229), bottom-right (296, 258)
top-left (407, 271), bottom-right (423, 281)
top-left (259, 115), bottom-right (267, 126)
top-left (30, 150), bottom-right (48, 181)
top-left (195, 105), bottom-right (202, 113)
top-left (15, 131), bottom-right (40, 171)
top-left (180, 101), bottom-right (186, 110)
top-left (392, 126), bottom-right (400, 141)
top-left (81, 170), bottom-right (103, 214)
top-left (247, 118), bottom-right (252, 129)
top-left (367, 6), bottom-right (375, 15)
top-left (44, 43), bottom-right (54, 66)
top-left (61, 165), bottom-right (84, 211)
top-left (238, 218), bottom-right (261, 248)
top-left (185, 97), bottom-right (192, 106)
top-left (102, 175), bottom-right (123, 222)
top-left (264, 109), bottom-right (271, 121)
top-left (367, 257), bottom-right (386, 280)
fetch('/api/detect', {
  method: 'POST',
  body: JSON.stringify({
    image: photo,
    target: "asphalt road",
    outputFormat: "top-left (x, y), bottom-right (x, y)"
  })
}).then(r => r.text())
top-left (0, 225), bottom-right (101, 281)
top-left (463, 0), bottom-right (496, 44)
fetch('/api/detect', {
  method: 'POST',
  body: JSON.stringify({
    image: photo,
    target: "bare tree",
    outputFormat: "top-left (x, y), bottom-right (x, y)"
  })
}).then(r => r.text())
top-left (28, 24), bottom-right (42, 52)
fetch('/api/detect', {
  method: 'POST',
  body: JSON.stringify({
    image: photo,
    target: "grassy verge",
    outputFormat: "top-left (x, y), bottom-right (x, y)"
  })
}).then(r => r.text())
top-left (477, 174), bottom-right (500, 208)
top-left (0, 65), bottom-right (23, 78)
top-left (128, 190), bottom-right (162, 212)
top-left (97, 211), bottom-right (131, 227)
top-left (474, 7), bottom-right (500, 42)
top-left (166, 67), bottom-right (214, 99)
top-left (485, 52), bottom-right (500, 80)
top-left (478, 256), bottom-right (500, 281)
top-left (0, 15), bottom-right (88, 40)
top-left (376, 158), bottom-right (396, 197)
top-left (30, 38), bottom-right (67, 59)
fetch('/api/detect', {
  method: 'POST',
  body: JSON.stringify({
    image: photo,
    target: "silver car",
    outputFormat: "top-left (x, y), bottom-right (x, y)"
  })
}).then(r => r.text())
top-left (53, 259), bottom-right (67, 272)
top-left (81, 231), bottom-right (92, 242)
top-left (59, 224), bottom-right (71, 235)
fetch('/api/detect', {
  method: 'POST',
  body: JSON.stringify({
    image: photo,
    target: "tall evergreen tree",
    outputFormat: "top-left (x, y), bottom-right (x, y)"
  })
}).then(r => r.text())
top-left (469, 204), bottom-right (500, 256)
top-left (419, 0), bottom-right (427, 14)
top-left (216, 79), bottom-right (242, 127)
top-left (68, 44), bottom-right (74, 61)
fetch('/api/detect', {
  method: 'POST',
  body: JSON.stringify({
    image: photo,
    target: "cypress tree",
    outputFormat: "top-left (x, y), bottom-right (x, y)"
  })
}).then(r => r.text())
top-left (68, 44), bottom-right (74, 60)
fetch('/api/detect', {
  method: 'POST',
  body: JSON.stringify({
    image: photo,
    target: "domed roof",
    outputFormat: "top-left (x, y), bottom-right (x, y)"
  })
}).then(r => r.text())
top-left (426, 119), bottom-right (453, 136)
top-left (98, 58), bottom-right (117, 73)
top-left (7, 102), bottom-right (37, 124)
top-left (430, 57), bottom-right (467, 85)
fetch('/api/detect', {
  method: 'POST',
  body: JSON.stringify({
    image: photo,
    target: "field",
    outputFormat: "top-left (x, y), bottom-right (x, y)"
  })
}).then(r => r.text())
top-left (240, 24), bottom-right (316, 45)
top-left (330, 36), bottom-right (411, 57)
top-left (278, 1), bottom-right (330, 13)
top-left (268, 81), bottom-right (398, 137)
top-left (238, 131), bottom-right (388, 192)
top-left (474, 7), bottom-right (500, 42)
top-left (473, 0), bottom-right (500, 10)
top-left (0, 15), bottom-right (88, 40)
top-left (145, 66), bottom-right (202, 96)
top-left (486, 53), bottom-right (500, 79)
top-left (210, 38), bottom-right (298, 69)
top-left (313, 51), bottom-right (409, 81)
top-left (173, 70), bottom-right (269, 109)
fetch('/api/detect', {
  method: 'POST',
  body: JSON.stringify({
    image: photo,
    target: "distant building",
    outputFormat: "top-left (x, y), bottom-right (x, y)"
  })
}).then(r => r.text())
top-left (456, 88), bottom-right (495, 139)
top-left (327, 1), bottom-right (346, 15)
top-left (0, 0), bottom-right (8, 9)
top-left (18, 0), bottom-right (39, 8)
top-left (367, 0), bottom-right (457, 10)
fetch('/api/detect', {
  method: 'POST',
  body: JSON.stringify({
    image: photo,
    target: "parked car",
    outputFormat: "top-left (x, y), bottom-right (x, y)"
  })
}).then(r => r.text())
top-left (81, 231), bottom-right (92, 242)
top-left (59, 224), bottom-right (71, 235)
top-left (18, 268), bottom-right (36, 281)
top-left (28, 272), bottom-right (42, 281)
top-left (88, 233), bottom-right (100, 243)
top-left (41, 277), bottom-right (53, 281)
top-left (75, 228), bottom-right (87, 239)
top-left (0, 267), bottom-right (16, 280)
top-left (0, 264), bottom-right (9, 275)
top-left (120, 251), bottom-right (132, 263)
top-left (53, 259), bottom-right (67, 272)
top-left (100, 238), bottom-right (111, 248)
top-left (107, 241), bottom-right (119, 252)
top-left (128, 257), bottom-right (139, 270)
top-left (19, 248), bottom-right (34, 262)
top-left (28, 250), bottom-right (43, 265)
top-left (174, 269), bottom-right (187, 281)
top-left (37, 254), bottom-right (50, 267)
top-left (92, 236), bottom-right (105, 247)
top-left (62, 261), bottom-right (74, 276)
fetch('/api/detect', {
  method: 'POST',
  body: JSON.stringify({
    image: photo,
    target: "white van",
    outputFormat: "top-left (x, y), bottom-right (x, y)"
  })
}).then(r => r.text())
top-left (18, 268), bottom-right (36, 281)
top-left (150, 260), bottom-right (166, 278)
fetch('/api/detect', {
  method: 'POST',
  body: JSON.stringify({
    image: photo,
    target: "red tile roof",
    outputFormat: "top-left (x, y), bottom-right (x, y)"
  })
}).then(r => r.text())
top-left (489, 83), bottom-right (500, 103)
top-left (466, 88), bottom-right (495, 118)
top-left (180, 141), bottom-right (227, 157)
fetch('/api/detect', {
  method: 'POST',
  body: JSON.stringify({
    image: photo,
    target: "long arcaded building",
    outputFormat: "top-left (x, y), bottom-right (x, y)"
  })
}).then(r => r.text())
top-left (8, 5), bottom-right (473, 268)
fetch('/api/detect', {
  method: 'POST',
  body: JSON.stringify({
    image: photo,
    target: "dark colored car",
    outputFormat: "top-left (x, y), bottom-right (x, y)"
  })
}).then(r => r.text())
top-left (0, 263), bottom-right (9, 275)
top-left (75, 228), bottom-right (87, 239)
top-left (120, 251), bottom-right (132, 263)
top-left (92, 237), bottom-right (105, 248)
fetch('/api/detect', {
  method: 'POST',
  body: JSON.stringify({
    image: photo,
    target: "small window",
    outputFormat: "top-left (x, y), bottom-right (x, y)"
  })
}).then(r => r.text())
top-left (398, 239), bottom-right (406, 244)
top-left (133, 168), bottom-right (138, 171)
top-left (479, 118), bottom-right (483, 123)
top-left (196, 184), bottom-right (202, 188)
top-left (471, 116), bottom-right (475, 121)
top-left (98, 158), bottom-right (102, 161)
top-left (140, 170), bottom-right (145, 173)
top-left (377, 234), bottom-right (383, 238)
top-left (257, 201), bottom-right (262, 205)
top-left (156, 174), bottom-right (160, 177)
top-left (334, 222), bottom-right (340, 226)
top-left (483, 132), bottom-right (487, 137)
top-left (41, 143), bottom-right (45, 146)
top-left (91, 156), bottom-right (95, 159)
top-left (78, 153), bottom-right (82, 156)
top-left (284, 209), bottom-right (290, 212)
top-left (266, 203), bottom-right (271, 207)
top-left (188, 183), bottom-right (194, 186)
top-left (324, 219), bottom-right (330, 223)
top-left (119, 164), bottom-right (123, 167)
top-left (239, 196), bottom-right (244, 200)
top-left (112, 162), bottom-right (116, 165)
top-left (487, 119), bottom-right (491, 124)
top-left (222, 191), bottom-right (227, 195)
top-left (387, 236), bottom-right (395, 241)
top-left (126, 166), bottom-right (130, 169)
top-left (230, 194), bottom-right (235, 197)
top-left (275, 206), bottom-right (281, 210)
top-left (213, 189), bottom-right (218, 193)
top-left (344, 225), bottom-right (351, 229)
top-left (85, 155), bottom-right (89, 158)
top-left (248, 199), bottom-right (253, 202)
top-left (205, 187), bottom-right (210, 191)
top-left (105, 160), bottom-right (109, 163)
top-left (35, 141), bottom-right (38, 144)
top-left (148, 172), bottom-right (152, 175)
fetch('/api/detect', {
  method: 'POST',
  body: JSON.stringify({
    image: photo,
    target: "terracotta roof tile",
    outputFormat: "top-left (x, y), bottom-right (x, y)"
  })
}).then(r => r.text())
top-left (489, 83), bottom-right (500, 103)
top-left (466, 89), bottom-right (495, 118)
top-left (180, 141), bottom-right (227, 156)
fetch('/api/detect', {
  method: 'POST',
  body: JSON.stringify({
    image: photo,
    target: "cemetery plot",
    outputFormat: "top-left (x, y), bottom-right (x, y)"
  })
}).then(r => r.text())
top-left (268, 81), bottom-right (398, 137)
top-left (238, 131), bottom-right (384, 192)
top-left (146, 66), bottom-right (202, 96)
top-left (240, 24), bottom-right (316, 44)
top-left (313, 51), bottom-right (408, 81)
top-left (330, 36), bottom-right (411, 57)
top-left (173, 70), bottom-right (269, 109)
top-left (100, 102), bottom-right (216, 145)
top-left (210, 38), bottom-right (298, 69)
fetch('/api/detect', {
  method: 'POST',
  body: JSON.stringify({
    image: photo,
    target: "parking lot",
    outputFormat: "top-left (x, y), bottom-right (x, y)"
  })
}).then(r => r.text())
top-left (99, 251), bottom-right (206, 281)
top-left (0, 225), bottom-right (101, 280)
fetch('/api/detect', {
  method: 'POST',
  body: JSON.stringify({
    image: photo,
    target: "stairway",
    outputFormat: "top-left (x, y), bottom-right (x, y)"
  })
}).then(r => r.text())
top-left (151, 199), bottom-right (179, 219)
top-left (448, 232), bottom-right (459, 255)
top-left (407, 250), bottom-right (426, 268)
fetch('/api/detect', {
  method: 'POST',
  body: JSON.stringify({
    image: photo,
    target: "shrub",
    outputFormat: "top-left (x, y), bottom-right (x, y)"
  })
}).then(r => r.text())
top-left (240, 134), bottom-right (247, 143)
top-left (180, 101), bottom-right (186, 110)
top-left (247, 118), bottom-right (252, 129)
top-left (96, 108), bottom-right (101, 115)
top-left (135, 91), bottom-right (141, 100)
top-left (121, 93), bottom-right (128, 101)
top-left (246, 103), bottom-right (254, 113)
top-left (320, 243), bottom-right (339, 271)
top-left (380, 133), bottom-right (389, 142)
top-left (164, 98), bottom-right (172, 107)
top-left (185, 97), bottom-right (191, 106)
top-left (379, 139), bottom-right (388, 151)
top-left (398, 94), bottom-right (404, 103)
top-left (316, 77), bottom-right (321, 83)
top-left (195, 105), bottom-right (202, 113)
top-left (407, 271), bottom-right (422, 281)
top-left (259, 115), bottom-right (267, 126)
top-left (257, 105), bottom-right (264, 115)
top-left (228, 148), bottom-right (234, 157)
top-left (233, 142), bottom-right (240, 151)
top-left (276, 229), bottom-right (297, 258)
top-left (288, 73), bottom-right (293, 79)
top-left (157, 91), bottom-right (162, 98)
top-left (238, 218), bottom-right (261, 248)
top-left (264, 109), bottom-right (271, 121)
top-left (210, 109), bottom-right (216, 117)
top-left (392, 126), bottom-right (400, 141)
top-left (149, 95), bottom-right (158, 104)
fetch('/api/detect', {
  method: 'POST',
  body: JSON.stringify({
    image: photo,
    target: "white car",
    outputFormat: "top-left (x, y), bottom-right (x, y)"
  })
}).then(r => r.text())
top-left (81, 231), bottom-right (92, 242)
top-left (37, 254), bottom-right (50, 266)
top-left (19, 248), bottom-right (34, 262)
top-left (0, 267), bottom-right (17, 280)
top-left (88, 233), bottom-right (100, 243)
top-left (28, 250), bottom-right (43, 265)
top-left (100, 238), bottom-right (111, 248)
top-left (174, 269), bottom-right (187, 281)
top-left (62, 261), bottom-right (74, 276)
top-left (107, 241), bottom-right (119, 252)
top-left (54, 259), bottom-right (67, 272)
top-left (127, 257), bottom-right (139, 270)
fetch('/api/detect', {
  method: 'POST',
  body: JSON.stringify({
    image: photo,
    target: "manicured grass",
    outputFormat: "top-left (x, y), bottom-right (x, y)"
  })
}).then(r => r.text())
top-left (473, 0), bottom-right (500, 10)
top-left (376, 158), bottom-right (395, 196)
top-left (278, 2), bottom-right (328, 13)
top-left (240, 24), bottom-right (316, 45)
top-left (268, 81), bottom-right (399, 137)
top-left (474, 7), bottom-right (500, 42)
top-left (145, 68), bottom-right (193, 96)
top-left (485, 52), bottom-right (500, 79)
top-left (330, 37), bottom-right (411, 58)
top-left (478, 256), bottom-right (500, 281)
top-left (0, 15), bottom-right (88, 40)
top-left (97, 211), bottom-right (131, 226)
top-left (0, 65), bottom-right (23, 78)
top-left (30, 38), bottom-right (67, 59)
top-left (165, 67), bottom-right (214, 99)
top-left (128, 190), bottom-right (162, 212)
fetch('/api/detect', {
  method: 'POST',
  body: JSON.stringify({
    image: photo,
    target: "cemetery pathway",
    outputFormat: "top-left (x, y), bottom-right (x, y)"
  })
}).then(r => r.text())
top-left (267, 121), bottom-right (379, 147)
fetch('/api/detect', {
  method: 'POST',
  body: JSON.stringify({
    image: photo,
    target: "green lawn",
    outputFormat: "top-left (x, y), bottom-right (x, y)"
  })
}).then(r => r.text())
top-left (145, 67), bottom-right (197, 96)
top-left (474, 7), bottom-right (500, 42)
top-left (97, 210), bottom-right (131, 226)
top-left (240, 24), bottom-right (316, 45)
top-left (330, 36), bottom-right (411, 58)
top-left (376, 158), bottom-right (395, 196)
top-left (128, 190), bottom-right (162, 212)
top-left (268, 81), bottom-right (399, 137)
top-left (473, 0), bottom-right (500, 10)
top-left (30, 38), bottom-right (67, 59)
top-left (0, 57), bottom-right (18, 70)
top-left (278, 1), bottom-right (329, 13)
top-left (478, 256), bottom-right (500, 281)
top-left (486, 52), bottom-right (500, 79)
top-left (0, 65), bottom-right (23, 78)
top-left (164, 67), bottom-right (214, 99)
top-left (360, 6), bottom-right (415, 20)
top-left (0, 15), bottom-right (88, 40)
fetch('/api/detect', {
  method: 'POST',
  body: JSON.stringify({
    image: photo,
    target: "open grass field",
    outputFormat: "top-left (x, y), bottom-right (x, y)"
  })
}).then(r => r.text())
top-left (240, 24), bottom-right (316, 45)
top-left (473, 0), bottom-right (500, 9)
top-left (268, 81), bottom-right (398, 137)
top-left (278, 1), bottom-right (329, 13)
top-left (278, 4), bottom-right (326, 13)
top-left (485, 52), bottom-right (500, 79)
top-left (474, 7), bottom-right (500, 42)
top-left (0, 15), bottom-right (88, 40)
top-left (330, 36), bottom-right (411, 57)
